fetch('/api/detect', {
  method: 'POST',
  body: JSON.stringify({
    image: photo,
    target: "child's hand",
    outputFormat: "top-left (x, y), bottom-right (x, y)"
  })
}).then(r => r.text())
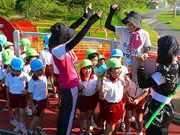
top-left (136, 53), bottom-right (148, 66)
top-left (32, 106), bottom-right (37, 114)
top-left (81, 83), bottom-right (87, 91)
top-left (133, 99), bottom-right (139, 105)
top-left (21, 90), bottom-right (28, 95)
top-left (83, 3), bottom-right (92, 19)
top-left (110, 4), bottom-right (119, 12)
top-left (127, 96), bottom-right (133, 104)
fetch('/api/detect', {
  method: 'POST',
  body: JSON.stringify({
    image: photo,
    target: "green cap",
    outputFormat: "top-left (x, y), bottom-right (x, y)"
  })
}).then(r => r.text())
top-left (2, 49), bottom-right (14, 65)
top-left (80, 59), bottom-right (92, 69)
top-left (106, 58), bottom-right (122, 69)
top-left (19, 38), bottom-right (31, 51)
top-left (85, 49), bottom-right (98, 58)
top-left (99, 54), bottom-right (106, 60)
top-left (3, 41), bottom-right (14, 48)
top-left (26, 48), bottom-right (39, 57)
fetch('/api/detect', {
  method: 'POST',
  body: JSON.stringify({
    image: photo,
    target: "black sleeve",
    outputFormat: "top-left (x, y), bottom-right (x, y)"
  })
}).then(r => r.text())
top-left (66, 14), bottom-right (100, 51)
top-left (69, 17), bottom-right (85, 30)
top-left (137, 67), bottom-right (158, 88)
top-left (105, 10), bottom-right (116, 32)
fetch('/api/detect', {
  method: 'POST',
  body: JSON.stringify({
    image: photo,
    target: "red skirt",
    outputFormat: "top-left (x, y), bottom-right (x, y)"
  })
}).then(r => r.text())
top-left (78, 92), bottom-right (99, 112)
top-left (126, 96), bottom-right (145, 113)
top-left (103, 100), bottom-right (123, 124)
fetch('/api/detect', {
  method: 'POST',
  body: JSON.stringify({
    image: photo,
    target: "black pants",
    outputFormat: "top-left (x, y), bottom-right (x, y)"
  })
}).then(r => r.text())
top-left (57, 86), bottom-right (78, 135)
top-left (146, 125), bottom-right (169, 135)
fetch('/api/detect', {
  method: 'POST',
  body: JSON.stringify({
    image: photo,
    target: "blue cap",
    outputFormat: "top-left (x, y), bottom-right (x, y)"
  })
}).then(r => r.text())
top-left (43, 35), bottom-right (51, 49)
top-left (0, 35), bottom-right (7, 45)
top-left (98, 64), bottom-right (107, 75)
top-left (30, 59), bottom-right (43, 71)
top-left (111, 49), bottom-right (123, 57)
top-left (11, 58), bottom-right (24, 71)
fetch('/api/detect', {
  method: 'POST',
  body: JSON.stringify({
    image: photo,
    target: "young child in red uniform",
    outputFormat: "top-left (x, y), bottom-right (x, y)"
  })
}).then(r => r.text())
top-left (78, 59), bottom-right (99, 135)
top-left (99, 58), bottom-right (130, 135)
top-left (27, 59), bottom-right (48, 135)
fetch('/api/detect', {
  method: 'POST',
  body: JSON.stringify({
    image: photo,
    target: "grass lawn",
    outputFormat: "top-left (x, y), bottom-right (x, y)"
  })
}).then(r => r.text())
top-left (156, 11), bottom-right (180, 30)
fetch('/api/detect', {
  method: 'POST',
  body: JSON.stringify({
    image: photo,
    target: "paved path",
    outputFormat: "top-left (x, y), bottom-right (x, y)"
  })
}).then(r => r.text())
top-left (141, 7), bottom-right (180, 43)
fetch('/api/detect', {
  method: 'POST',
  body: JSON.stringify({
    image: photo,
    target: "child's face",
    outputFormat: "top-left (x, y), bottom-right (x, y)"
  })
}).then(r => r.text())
top-left (29, 56), bottom-right (38, 62)
top-left (11, 69), bottom-right (21, 76)
top-left (98, 59), bottom-right (106, 66)
top-left (8, 46), bottom-right (15, 52)
top-left (109, 68), bottom-right (122, 79)
top-left (91, 56), bottom-right (98, 67)
top-left (82, 66), bottom-right (92, 77)
top-left (34, 69), bottom-right (43, 77)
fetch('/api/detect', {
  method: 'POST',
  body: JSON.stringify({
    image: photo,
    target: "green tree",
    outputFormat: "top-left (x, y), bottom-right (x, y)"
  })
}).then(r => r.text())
top-left (0, 0), bottom-right (17, 16)
top-left (21, 0), bottom-right (58, 21)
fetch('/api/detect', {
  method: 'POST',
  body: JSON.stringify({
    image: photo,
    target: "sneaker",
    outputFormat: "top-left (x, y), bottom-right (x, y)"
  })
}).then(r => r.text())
top-left (91, 117), bottom-right (97, 129)
top-left (131, 121), bottom-right (138, 130)
top-left (54, 93), bottom-right (58, 98)
top-left (83, 120), bottom-right (87, 129)
top-left (86, 132), bottom-right (92, 135)
top-left (26, 108), bottom-right (32, 116)
top-left (35, 127), bottom-right (47, 135)
top-left (0, 107), bottom-right (4, 111)
top-left (120, 122), bottom-right (125, 132)
top-left (125, 131), bottom-right (131, 135)
top-left (14, 124), bottom-right (20, 133)
top-left (137, 132), bottom-right (143, 135)
top-left (10, 119), bottom-right (18, 127)
top-left (27, 129), bottom-right (34, 135)
top-left (20, 127), bottom-right (28, 135)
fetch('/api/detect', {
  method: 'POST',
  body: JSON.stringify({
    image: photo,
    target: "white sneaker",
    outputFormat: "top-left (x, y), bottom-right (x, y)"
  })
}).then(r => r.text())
top-left (125, 131), bottom-right (131, 135)
top-left (14, 125), bottom-right (20, 133)
top-left (91, 118), bottom-right (97, 129)
top-left (137, 132), bottom-right (143, 135)
top-left (20, 126), bottom-right (27, 135)
top-left (25, 108), bottom-right (32, 116)
top-left (10, 119), bottom-right (18, 127)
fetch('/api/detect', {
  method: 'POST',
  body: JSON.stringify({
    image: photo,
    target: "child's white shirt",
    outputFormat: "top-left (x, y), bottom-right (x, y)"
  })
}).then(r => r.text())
top-left (80, 75), bottom-right (98, 96)
top-left (128, 81), bottom-right (149, 98)
top-left (5, 71), bottom-right (30, 94)
top-left (103, 78), bottom-right (125, 103)
top-left (28, 75), bottom-right (48, 101)
top-left (39, 49), bottom-right (52, 65)
top-left (50, 56), bottom-right (59, 74)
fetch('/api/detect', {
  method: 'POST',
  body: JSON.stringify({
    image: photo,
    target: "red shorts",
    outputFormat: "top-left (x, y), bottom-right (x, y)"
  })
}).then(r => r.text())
top-left (9, 93), bottom-right (26, 108)
top-left (103, 100), bottom-right (123, 124)
top-left (78, 92), bottom-right (99, 112)
top-left (99, 100), bottom-right (105, 119)
top-left (45, 65), bottom-right (51, 78)
top-left (0, 86), bottom-right (7, 100)
top-left (126, 96), bottom-right (145, 113)
top-left (53, 73), bottom-right (59, 87)
top-left (33, 98), bottom-right (47, 116)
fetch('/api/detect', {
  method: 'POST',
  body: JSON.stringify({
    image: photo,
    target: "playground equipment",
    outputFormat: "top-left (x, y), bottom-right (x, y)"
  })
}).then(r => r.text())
top-left (0, 16), bottom-right (38, 43)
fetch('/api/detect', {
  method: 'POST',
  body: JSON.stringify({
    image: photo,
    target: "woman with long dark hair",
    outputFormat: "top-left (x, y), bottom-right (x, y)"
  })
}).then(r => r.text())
top-left (137, 35), bottom-right (180, 135)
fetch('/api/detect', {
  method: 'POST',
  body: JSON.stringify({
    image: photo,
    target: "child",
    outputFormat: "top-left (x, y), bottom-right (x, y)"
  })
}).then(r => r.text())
top-left (39, 35), bottom-right (57, 98)
top-left (5, 58), bottom-right (30, 134)
top-left (48, 3), bottom-right (103, 134)
top-left (3, 41), bottom-right (15, 52)
top-left (78, 59), bottom-right (99, 135)
top-left (23, 48), bottom-right (39, 116)
top-left (19, 38), bottom-right (31, 60)
top-left (0, 34), bottom-right (7, 68)
top-left (0, 49), bottom-right (14, 113)
top-left (110, 49), bottom-right (128, 132)
top-left (99, 58), bottom-right (130, 135)
top-left (27, 59), bottom-right (48, 135)
top-left (95, 54), bottom-right (106, 75)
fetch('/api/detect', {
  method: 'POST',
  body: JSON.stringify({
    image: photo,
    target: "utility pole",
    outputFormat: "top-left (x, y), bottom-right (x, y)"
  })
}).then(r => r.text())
top-left (174, 0), bottom-right (177, 18)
